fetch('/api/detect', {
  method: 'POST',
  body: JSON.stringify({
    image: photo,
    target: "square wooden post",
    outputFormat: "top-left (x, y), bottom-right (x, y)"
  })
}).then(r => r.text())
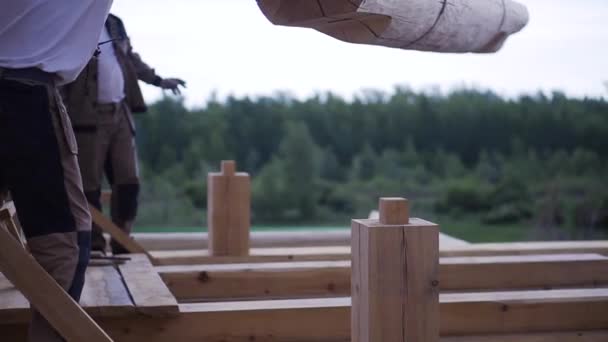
top-left (352, 197), bottom-right (439, 342)
top-left (207, 160), bottom-right (251, 256)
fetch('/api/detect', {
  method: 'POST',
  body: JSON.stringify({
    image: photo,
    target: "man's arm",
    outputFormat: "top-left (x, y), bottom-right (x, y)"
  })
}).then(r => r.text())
top-left (126, 38), bottom-right (186, 94)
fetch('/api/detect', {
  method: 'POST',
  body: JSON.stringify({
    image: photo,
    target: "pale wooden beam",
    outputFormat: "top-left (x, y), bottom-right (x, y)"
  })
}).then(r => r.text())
top-left (0, 209), bottom-right (113, 342)
top-left (157, 254), bottom-right (608, 302)
top-left (352, 197), bottom-right (439, 341)
top-left (207, 160), bottom-right (250, 256)
top-left (89, 206), bottom-right (156, 262)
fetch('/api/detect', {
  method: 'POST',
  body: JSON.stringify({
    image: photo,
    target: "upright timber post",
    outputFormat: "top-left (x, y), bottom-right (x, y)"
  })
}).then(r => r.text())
top-left (208, 160), bottom-right (251, 256)
top-left (351, 197), bottom-right (439, 342)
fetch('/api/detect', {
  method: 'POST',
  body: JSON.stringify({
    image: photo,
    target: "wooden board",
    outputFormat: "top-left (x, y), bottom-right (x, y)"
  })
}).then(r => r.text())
top-left (90, 207), bottom-right (154, 260)
top-left (151, 239), bottom-right (608, 265)
top-left (0, 211), bottom-right (113, 341)
top-left (99, 289), bottom-right (608, 341)
top-left (0, 266), bottom-right (135, 324)
top-left (158, 254), bottom-right (608, 301)
top-left (117, 254), bottom-right (179, 317)
top-left (134, 230), bottom-right (468, 251)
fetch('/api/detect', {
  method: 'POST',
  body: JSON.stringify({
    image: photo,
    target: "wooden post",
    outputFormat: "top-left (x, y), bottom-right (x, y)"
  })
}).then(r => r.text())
top-left (208, 160), bottom-right (250, 256)
top-left (352, 197), bottom-right (439, 342)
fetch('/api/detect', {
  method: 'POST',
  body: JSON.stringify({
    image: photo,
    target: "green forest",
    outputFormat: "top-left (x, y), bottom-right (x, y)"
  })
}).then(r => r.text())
top-left (131, 87), bottom-right (608, 242)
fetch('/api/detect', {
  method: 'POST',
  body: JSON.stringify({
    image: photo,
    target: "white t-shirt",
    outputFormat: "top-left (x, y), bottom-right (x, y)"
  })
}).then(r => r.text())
top-left (0, 0), bottom-right (113, 85)
top-left (97, 27), bottom-right (126, 104)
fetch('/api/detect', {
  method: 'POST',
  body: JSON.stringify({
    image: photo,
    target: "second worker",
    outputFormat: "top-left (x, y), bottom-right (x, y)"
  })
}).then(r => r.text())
top-left (62, 13), bottom-right (186, 254)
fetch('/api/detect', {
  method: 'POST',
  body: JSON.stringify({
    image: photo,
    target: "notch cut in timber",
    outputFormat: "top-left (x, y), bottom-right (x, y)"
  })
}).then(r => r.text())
top-left (0, 208), bottom-right (113, 341)
top-left (352, 197), bottom-right (440, 342)
top-left (208, 160), bottom-right (251, 257)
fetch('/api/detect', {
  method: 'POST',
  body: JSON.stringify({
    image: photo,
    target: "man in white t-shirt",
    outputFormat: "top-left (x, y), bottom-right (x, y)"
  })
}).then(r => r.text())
top-left (0, 0), bottom-right (112, 340)
top-left (63, 14), bottom-right (185, 255)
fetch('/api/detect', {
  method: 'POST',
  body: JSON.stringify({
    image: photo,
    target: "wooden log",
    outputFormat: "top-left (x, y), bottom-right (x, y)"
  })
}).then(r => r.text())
top-left (151, 240), bottom-right (608, 265)
top-left (117, 254), bottom-right (179, 317)
top-left (257, 0), bottom-right (529, 53)
top-left (0, 209), bottom-right (113, 341)
top-left (87, 290), bottom-right (608, 341)
top-left (352, 198), bottom-right (439, 342)
top-left (208, 160), bottom-right (250, 256)
top-left (158, 254), bottom-right (608, 302)
top-left (3, 290), bottom-right (608, 341)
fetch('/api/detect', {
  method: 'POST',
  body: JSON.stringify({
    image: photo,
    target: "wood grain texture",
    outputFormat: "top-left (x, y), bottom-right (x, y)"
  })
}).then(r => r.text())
top-left (207, 161), bottom-right (250, 256)
top-left (90, 206), bottom-right (153, 260)
top-left (352, 217), bottom-right (439, 342)
top-left (118, 254), bottom-right (179, 317)
top-left (0, 215), bottom-right (113, 341)
top-left (158, 254), bottom-right (608, 301)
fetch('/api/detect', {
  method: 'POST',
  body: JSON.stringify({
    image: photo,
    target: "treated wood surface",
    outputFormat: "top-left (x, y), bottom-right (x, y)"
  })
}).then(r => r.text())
top-left (90, 207), bottom-right (154, 260)
top-left (208, 161), bottom-right (250, 256)
top-left (0, 213), bottom-right (113, 341)
top-left (158, 254), bottom-right (608, 301)
top-left (352, 212), bottom-right (440, 342)
top-left (0, 266), bottom-right (135, 324)
top-left (99, 289), bottom-right (608, 341)
top-left (118, 254), bottom-right (179, 317)
top-left (152, 239), bottom-right (608, 265)
top-left (134, 230), bottom-right (468, 251)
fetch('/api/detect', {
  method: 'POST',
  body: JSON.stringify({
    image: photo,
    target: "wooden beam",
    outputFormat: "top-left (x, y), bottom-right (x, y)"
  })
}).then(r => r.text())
top-left (158, 254), bottom-right (608, 301)
top-left (117, 254), bottom-right (179, 317)
top-left (90, 290), bottom-right (608, 341)
top-left (89, 206), bottom-right (155, 261)
top-left (352, 198), bottom-right (439, 342)
top-left (151, 240), bottom-right (608, 265)
top-left (3, 290), bottom-right (608, 341)
top-left (207, 160), bottom-right (250, 256)
top-left (133, 230), bottom-right (469, 251)
top-left (0, 210), bottom-right (113, 341)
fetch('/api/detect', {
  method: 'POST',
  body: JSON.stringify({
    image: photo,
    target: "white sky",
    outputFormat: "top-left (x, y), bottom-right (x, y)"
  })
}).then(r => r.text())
top-left (112, 0), bottom-right (608, 107)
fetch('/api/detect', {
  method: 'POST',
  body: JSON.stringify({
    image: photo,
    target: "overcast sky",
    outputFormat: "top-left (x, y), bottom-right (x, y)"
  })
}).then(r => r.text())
top-left (112, 0), bottom-right (608, 107)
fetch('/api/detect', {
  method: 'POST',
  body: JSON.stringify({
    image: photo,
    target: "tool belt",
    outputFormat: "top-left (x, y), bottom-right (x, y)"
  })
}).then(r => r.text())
top-left (0, 67), bottom-right (55, 86)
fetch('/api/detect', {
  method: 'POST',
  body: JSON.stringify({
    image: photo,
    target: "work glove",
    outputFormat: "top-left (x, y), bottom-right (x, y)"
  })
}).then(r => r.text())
top-left (159, 78), bottom-right (187, 95)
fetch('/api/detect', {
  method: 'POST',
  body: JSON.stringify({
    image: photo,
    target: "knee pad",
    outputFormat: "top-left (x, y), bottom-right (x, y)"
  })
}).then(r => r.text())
top-left (114, 183), bottom-right (140, 221)
top-left (84, 189), bottom-right (102, 210)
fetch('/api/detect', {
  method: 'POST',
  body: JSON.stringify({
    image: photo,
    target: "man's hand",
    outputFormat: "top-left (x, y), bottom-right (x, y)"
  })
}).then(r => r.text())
top-left (159, 78), bottom-right (186, 95)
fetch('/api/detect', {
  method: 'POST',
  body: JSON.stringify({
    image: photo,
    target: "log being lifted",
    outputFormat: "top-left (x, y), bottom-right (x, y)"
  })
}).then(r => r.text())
top-left (257, 0), bottom-right (529, 53)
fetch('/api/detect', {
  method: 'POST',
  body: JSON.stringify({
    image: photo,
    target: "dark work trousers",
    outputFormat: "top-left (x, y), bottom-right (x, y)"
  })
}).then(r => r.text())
top-left (74, 100), bottom-right (139, 255)
top-left (0, 78), bottom-right (92, 342)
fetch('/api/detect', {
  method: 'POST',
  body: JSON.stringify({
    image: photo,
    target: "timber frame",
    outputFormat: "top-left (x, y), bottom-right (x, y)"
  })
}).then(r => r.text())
top-left (1, 161), bottom-right (607, 341)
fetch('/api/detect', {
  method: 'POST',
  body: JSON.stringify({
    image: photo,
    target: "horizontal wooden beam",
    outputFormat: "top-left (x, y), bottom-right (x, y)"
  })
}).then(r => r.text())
top-left (158, 254), bottom-right (608, 301)
top-left (151, 240), bottom-right (608, 265)
top-left (134, 230), bottom-right (469, 251)
top-left (3, 290), bottom-right (608, 341)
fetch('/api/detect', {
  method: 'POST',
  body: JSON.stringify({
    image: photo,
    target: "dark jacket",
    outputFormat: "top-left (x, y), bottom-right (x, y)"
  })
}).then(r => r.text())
top-left (62, 14), bottom-right (159, 126)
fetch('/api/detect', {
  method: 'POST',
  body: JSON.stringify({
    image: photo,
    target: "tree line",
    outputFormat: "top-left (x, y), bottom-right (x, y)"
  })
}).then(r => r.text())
top-left (133, 87), bottom-right (608, 239)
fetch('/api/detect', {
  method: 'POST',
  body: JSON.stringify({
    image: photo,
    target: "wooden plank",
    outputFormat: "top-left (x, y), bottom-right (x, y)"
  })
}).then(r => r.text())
top-left (0, 209), bottom-right (113, 341)
top-left (207, 160), bottom-right (250, 256)
top-left (117, 254), bottom-right (179, 317)
top-left (3, 292), bottom-right (608, 341)
top-left (90, 206), bottom-right (155, 261)
top-left (80, 266), bottom-right (135, 317)
top-left (152, 240), bottom-right (608, 265)
top-left (133, 230), bottom-right (468, 251)
top-left (158, 254), bottom-right (608, 302)
top-left (100, 289), bottom-right (608, 341)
